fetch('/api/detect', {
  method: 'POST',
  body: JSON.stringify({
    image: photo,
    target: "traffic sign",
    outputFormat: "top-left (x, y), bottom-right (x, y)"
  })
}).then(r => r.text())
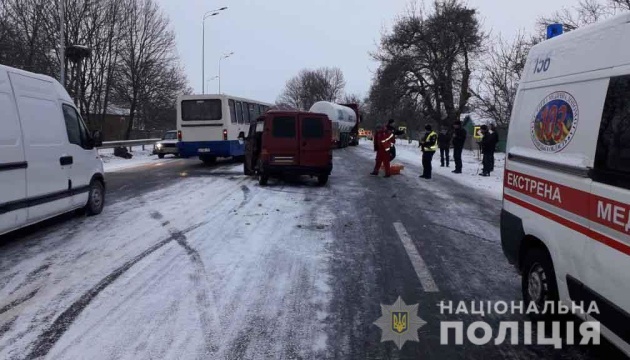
top-left (473, 126), bottom-right (483, 139)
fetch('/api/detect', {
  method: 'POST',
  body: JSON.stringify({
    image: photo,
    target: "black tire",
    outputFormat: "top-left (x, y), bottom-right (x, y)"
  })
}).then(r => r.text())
top-left (259, 173), bottom-right (269, 186)
top-left (317, 174), bottom-right (329, 186)
top-left (158, 153), bottom-right (165, 159)
top-left (85, 180), bottom-right (105, 216)
top-left (201, 156), bottom-right (217, 165)
top-left (522, 247), bottom-right (559, 319)
top-left (234, 155), bottom-right (245, 162)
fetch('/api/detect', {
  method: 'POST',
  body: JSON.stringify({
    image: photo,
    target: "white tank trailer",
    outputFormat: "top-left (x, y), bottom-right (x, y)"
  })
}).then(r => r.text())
top-left (309, 101), bottom-right (358, 148)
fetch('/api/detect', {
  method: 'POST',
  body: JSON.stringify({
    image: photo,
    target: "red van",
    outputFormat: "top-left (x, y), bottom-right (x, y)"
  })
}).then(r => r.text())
top-left (244, 111), bottom-right (332, 185)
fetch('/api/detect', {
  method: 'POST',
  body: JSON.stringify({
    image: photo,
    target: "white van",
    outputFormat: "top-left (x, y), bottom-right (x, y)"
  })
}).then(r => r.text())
top-left (0, 65), bottom-right (105, 236)
top-left (502, 14), bottom-right (630, 355)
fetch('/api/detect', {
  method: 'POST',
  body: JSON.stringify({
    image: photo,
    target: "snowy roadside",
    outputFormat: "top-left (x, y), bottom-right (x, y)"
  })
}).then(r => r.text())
top-left (359, 139), bottom-right (505, 200)
top-left (98, 146), bottom-right (176, 172)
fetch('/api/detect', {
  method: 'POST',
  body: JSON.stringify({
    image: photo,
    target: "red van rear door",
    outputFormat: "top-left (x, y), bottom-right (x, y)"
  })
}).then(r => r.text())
top-left (299, 115), bottom-right (331, 168)
top-left (265, 114), bottom-right (299, 166)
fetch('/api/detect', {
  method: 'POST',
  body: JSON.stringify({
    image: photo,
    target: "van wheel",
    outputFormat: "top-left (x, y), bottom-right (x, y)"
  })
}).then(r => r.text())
top-left (85, 180), bottom-right (105, 216)
top-left (259, 173), bottom-right (269, 186)
top-left (522, 247), bottom-right (559, 319)
top-left (317, 174), bottom-right (329, 186)
top-left (158, 153), bottom-right (165, 159)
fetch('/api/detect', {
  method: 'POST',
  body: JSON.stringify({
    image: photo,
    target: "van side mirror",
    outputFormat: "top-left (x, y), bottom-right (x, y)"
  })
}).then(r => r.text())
top-left (92, 130), bottom-right (103, 147)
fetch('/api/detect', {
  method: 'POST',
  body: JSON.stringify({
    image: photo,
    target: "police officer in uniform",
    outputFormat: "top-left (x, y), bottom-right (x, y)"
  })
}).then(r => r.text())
top-left (419, 124), bottom-right (438, 179)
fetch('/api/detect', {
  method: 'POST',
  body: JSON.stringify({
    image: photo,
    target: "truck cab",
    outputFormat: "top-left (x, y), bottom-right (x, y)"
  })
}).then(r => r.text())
top-left (244, 111), bottom-right (332, 186)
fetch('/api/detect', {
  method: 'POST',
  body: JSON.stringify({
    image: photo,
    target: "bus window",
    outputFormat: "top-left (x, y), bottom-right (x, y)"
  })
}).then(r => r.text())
top-left (242, 102), bottom-right (250, 124)
top-left (181, 99), bottom-right (222, 121)
top-left (229, 99), bottom-right (236, 124)
top-left (235, 101), bottom-right (243, 123)
top-left (249, 103), bottom-right (256, 122)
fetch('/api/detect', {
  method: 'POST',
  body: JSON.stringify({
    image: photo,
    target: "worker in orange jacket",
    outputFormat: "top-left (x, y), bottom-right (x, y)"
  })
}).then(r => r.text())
top-left (371, 125), bottom-right (394, 177)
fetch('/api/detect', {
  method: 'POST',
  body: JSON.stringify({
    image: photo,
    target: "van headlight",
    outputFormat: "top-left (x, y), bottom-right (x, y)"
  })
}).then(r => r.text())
top-left (156, 143), bottom-right (163, 149)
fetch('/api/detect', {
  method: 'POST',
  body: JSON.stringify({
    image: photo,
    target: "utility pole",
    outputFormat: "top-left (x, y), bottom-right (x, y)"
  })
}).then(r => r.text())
top-left (218, 52), bottom-right (234, 94)
top-left (201, 7), bottom-right (227, 94)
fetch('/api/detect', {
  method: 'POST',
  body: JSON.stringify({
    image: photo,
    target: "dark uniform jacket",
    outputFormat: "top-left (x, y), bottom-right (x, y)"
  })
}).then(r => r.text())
top-left (438, 132), bottom-right (451, 149)
top-left (452, 128), bottom-right (467, 149)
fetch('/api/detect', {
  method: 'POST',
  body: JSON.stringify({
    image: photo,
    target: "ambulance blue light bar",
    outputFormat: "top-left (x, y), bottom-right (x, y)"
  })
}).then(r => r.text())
top-left (547, 24), bottom-right (563, 39)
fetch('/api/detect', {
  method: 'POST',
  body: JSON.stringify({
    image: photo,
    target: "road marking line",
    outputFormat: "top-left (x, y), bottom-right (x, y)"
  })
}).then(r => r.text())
top-left (393, 222), bottom-right (439, 293)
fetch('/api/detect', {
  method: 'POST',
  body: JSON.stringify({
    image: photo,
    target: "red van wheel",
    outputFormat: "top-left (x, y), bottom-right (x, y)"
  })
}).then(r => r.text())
top-left (317, 174), bottom-right (328, 186)
top-left (259, 173), bottom-right (269, 185)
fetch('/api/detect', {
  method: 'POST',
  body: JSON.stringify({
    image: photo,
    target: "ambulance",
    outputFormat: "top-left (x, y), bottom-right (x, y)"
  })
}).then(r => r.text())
top-left (501, 15), bottom-right (630, 354)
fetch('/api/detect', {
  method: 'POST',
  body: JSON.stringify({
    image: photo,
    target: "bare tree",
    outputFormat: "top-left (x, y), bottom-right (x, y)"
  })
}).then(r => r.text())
top-left (372, 0), bottom-right (484, 128)
top-left (537, 0), bottom-right (618, 31)
top-left (472, 32), bottom-right (535, 127)
top-left (113, 0), bottom-right (179, 139)
top-left (277, 67), bottom-right (346, 110)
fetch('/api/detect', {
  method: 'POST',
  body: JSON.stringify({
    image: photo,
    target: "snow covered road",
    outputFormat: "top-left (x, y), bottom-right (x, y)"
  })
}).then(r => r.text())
top-left (0, 151), bottom-right (622, 359)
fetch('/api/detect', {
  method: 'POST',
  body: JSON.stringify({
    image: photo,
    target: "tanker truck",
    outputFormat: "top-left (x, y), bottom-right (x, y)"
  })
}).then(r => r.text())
top-left (309, 101), bottom-right (361, 148)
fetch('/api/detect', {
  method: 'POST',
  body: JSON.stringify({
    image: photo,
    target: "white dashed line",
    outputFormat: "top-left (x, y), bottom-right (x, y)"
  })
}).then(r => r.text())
top-left (393, 221), bottom-right (440, 292)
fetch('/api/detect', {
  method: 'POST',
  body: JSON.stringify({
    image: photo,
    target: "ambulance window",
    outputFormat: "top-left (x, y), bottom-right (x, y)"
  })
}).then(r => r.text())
top-left (594, 75), bottom-right (630, 188)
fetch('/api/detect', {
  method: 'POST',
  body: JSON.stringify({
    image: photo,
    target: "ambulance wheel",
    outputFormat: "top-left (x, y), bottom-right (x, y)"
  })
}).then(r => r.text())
top-left (522, 247), bottom-right (559, 319)
top-left (85, 180), bottom-right (105, 216)
top-left (259, 173), bottom-right (269, 186)
top-left (317, 174), bottom-right (328, 186)
top-left (158, 153), bottom-right (165, 159)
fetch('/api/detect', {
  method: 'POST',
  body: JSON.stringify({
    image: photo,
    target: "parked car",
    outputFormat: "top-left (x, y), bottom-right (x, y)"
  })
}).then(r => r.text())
top-left (244, 110), bottom-right (332, 186)
top-left (153, 130), bottom-right (179, 158)
top-left (0, 64), bottom-right (105, 236)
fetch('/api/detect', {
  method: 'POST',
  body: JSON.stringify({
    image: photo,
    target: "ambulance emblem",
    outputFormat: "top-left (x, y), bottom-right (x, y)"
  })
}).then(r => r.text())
top-left (531, 91), bottom-right (579, 153)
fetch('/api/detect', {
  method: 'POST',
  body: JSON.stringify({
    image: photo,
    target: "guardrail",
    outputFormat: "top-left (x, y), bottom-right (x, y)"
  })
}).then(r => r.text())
top-left (98, 138), bottom-right (161, 151)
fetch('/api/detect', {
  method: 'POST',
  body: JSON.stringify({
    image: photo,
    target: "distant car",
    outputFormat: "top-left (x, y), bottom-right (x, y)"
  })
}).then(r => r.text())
top-left (153, 130), bottom-right (179, 158)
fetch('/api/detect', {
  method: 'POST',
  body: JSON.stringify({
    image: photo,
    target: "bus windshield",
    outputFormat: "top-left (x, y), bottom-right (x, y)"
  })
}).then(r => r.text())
top-left (181, 99), bottom-right (222, 121)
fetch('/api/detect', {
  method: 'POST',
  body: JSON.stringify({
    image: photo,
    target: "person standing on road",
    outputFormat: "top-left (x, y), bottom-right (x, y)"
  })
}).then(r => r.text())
top-left (480, 125), bottom-right (494, 177)
top-left (371, 125), bottom-right (393, 177)
top-left (386, 119), bottom-right (405, 160)
top-left (438, 127), bottom-right (451, 167)
top-left (451, 121), bottom-right (467, 174)
top-left (488, 124), bottom-right (499, 172)
top-left (420, 124), bottom-right (438, 179)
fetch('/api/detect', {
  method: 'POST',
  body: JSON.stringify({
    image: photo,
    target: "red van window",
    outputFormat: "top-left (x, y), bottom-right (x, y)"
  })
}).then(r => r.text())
top-left (302, 117), bottom-right (324, 138)
top-left (272, 116), bottom-right (296, 138)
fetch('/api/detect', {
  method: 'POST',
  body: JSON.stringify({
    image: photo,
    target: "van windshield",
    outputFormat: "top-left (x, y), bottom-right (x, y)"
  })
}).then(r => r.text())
top-left (181, 99), bottom-right (222, 121)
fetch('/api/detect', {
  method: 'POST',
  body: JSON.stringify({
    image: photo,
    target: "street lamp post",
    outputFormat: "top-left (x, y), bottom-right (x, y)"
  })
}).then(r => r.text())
top-left (201, 7), bottom-right (227, 94)
top-left (218, 52), bottom-right (234, 94)
top-left (206, 76), bottom-right (218, 94)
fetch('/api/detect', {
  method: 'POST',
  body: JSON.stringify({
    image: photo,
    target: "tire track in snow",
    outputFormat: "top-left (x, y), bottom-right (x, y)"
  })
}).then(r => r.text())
top-left (25, 219), bottom-right (214, 359)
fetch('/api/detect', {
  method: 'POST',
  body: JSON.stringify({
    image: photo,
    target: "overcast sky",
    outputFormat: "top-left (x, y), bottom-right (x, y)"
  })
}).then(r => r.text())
top-left (156, 0), bottom-right (577, 104)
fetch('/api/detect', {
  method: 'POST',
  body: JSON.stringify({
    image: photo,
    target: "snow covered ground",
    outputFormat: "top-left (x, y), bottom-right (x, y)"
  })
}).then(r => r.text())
top-left (359, 139), bottom-right (505, 200)
top-left (98, 146), bottom-right (177, 172)
top-left (0, 165), bottom-right (334, 359)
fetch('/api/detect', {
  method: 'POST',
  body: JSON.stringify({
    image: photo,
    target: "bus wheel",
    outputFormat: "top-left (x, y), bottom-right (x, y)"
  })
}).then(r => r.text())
top-left (201, 156), bottom-right (216, 165)
top-left (522, 247), bottom-right (559, 319)
top-left (259, 173), bottom-right (269, 186)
